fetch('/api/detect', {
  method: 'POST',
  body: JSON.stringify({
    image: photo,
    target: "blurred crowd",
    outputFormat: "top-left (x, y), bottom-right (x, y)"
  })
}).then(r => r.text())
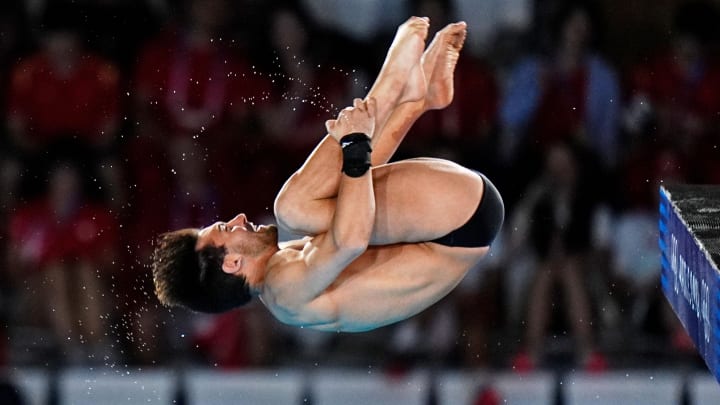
top-left (0, 0), bottom-right (718, 375)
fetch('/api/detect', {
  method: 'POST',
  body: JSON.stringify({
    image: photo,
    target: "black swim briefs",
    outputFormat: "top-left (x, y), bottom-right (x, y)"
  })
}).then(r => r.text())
top-left (431, 172), bottom-right (504, 248)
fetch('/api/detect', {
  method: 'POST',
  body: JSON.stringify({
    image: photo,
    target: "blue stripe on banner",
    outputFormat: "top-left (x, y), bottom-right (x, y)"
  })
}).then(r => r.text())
top-left (716, 298), bottom-right (720, 347)
top-left (658, 237), bottom-right (667, 253)
top-left (661, 254), bottom-right (670, 272)
top-left (658, 218), bottom-right (667, 234)
top-left (660, 273), bottom-right (669, 291)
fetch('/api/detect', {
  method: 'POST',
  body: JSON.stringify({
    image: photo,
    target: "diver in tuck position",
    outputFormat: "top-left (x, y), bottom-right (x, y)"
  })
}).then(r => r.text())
top-left (151, 17), bottom-right (504, 332)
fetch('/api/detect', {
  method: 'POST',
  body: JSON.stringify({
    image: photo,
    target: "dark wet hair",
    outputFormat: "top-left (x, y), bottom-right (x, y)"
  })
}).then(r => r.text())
top-left (152, 229), bottom-right (252, 313)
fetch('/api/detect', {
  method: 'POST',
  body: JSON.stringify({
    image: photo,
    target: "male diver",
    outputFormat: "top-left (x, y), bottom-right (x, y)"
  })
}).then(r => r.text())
top-left (152, 17), bottom-right (503, 332)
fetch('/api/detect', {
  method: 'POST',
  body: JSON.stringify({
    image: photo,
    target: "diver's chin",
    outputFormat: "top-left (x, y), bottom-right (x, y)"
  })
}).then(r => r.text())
top-left (260, 224), bottom-right (279, 240)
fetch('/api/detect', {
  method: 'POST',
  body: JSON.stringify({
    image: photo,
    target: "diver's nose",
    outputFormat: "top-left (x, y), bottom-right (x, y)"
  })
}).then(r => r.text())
top-left (228, 213), bottom-right (247, 227)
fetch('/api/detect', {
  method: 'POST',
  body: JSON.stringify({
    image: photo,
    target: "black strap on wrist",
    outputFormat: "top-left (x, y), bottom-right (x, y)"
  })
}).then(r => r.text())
top-left (340, 133), bottom-right (372, 177)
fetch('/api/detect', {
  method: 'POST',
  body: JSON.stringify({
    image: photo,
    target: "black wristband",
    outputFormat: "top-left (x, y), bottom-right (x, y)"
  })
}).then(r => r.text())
top-left (340, 133), bottom-right (372, 177)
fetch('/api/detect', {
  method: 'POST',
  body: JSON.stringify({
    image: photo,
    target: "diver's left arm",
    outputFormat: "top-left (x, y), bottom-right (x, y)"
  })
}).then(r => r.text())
top-left (290, 100), bottom-right (378, 304)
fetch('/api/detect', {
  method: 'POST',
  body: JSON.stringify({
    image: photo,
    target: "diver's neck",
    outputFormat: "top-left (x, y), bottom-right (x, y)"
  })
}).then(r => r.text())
top-left (245, 245), bottom-right (281, 294)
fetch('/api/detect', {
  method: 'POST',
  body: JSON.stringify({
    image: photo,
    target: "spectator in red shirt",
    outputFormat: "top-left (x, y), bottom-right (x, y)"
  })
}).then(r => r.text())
top-left (624, 1), bottom-right (720, 187)
top-left (130, 0), bottom-right (273, 223)
top-left (8, 161), bottom-right (118, 364)
top-left (5, 6), bottom-right (123, 205)
top-left (7, 15), bottom-right (120, 151)
top-left (500, 1), bottom-right (620, 208)
top-left (6, 36), bottom-right (119, 150)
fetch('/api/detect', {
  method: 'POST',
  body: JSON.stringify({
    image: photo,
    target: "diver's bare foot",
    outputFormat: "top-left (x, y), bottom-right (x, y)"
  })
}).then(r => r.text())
top-left (366, 17), bottom-right (429, 125)
top-left (422, 21), bottom-right (467, 110)
top-left (398, 62), bottom-right (427, 105)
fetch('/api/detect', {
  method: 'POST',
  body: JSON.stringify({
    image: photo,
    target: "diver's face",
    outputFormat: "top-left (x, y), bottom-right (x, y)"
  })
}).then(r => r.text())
top-left (196, 214), bottom-right (278, 254)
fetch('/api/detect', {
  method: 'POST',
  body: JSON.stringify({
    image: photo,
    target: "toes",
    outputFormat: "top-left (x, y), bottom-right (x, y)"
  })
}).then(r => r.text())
top-left (406, 16), bottom-right (430, 33)
top-left (407, 16), bottom-right (429, 24)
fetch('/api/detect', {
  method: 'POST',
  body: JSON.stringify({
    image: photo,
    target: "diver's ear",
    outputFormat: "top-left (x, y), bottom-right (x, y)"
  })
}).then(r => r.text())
top-left (221, 253), bottom-right (243, 274)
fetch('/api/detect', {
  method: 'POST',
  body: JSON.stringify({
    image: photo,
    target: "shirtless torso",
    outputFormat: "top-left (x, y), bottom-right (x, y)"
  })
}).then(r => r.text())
top-left (259, 159), bottom-right (488, 332)
top-left (262, 240), bottom-right (486, 332)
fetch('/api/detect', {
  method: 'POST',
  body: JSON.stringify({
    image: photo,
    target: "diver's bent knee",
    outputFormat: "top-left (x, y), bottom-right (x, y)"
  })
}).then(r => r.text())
top-left (274, 197), bottom-right (302, 232)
